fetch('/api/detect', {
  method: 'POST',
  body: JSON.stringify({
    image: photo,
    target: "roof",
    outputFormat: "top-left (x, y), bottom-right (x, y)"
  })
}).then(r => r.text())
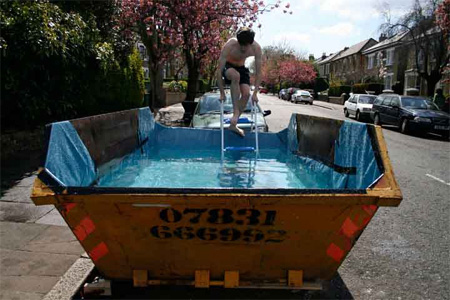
top-left (332, 39), bottom-right (378, 61)
top-left (318, 50), bottom-right (344, 65)
top-left (362, 31), bottom-right (409, 55)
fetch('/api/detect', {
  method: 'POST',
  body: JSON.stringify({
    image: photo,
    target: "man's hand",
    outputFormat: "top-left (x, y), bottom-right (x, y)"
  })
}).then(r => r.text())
top-left (220, 91), bottom-right (226, 102)
top-left (251, 91), bottom-right (259, 104)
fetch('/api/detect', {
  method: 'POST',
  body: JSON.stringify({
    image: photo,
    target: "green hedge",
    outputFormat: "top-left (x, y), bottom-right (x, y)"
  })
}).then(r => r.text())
top-left (329, 85), bottom-right (351, 97)
top-left (166, 80), bottom-right (188, 92)
top-left (367, 83), bottom-right (384, 95)
top-left (350, 83), bottom-right (385, 95)
top-left (0, 1), bottom-right (144, 131)
top-left (352, 83), bottom-right (369, 94)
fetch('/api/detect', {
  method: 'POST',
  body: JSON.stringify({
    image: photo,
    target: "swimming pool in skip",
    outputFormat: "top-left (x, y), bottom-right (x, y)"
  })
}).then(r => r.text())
top-left (40, 107), bottom-right (384, 192)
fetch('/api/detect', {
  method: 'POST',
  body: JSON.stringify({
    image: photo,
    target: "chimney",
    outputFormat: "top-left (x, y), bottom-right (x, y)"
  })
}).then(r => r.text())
top-left (379, 33), bottom-right (387, 42)
top-left (322, 52), bottom-right (327, 59)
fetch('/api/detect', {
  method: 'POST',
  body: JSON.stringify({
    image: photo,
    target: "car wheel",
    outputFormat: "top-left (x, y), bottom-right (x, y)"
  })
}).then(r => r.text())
top-left (356, 111), bottom-right (360, 121)
top-left (400, 118), bottom-right (409, 134)
top-left (344, 109), bottom-right (349, 117)
top-left (310, 101), bottom-right (313, 105)
top-left (374, 114), bottom-right (381, 126)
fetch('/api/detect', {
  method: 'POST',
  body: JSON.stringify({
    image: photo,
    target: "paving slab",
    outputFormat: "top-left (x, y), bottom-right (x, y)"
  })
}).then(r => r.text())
top-left (0, 186), bottom-right (33, 203)
top-left (0, 249), bottom-right (79, 277)
top-left (0, 275), bottom-right (59, 294)
top-left (0, 221), bottom-right (48, 250)
top-left (21, 225), bottom-right (83, 255)
top-left (0, 290), bottom-right (44, 300)
top-left (35, 208), bottom-right (66, 226)
top-left (15, 174), bottom-right (37, 188)
top-left (43, 257), bottom-right (95, 300)
top-left (0, 202), bottom-right (53, 223)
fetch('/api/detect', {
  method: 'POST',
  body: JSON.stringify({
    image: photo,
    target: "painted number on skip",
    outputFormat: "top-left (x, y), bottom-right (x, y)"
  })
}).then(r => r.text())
top-left (159, 208), bottom-right (277, 226)
top-left (151, 208), bottom-right (286, 243)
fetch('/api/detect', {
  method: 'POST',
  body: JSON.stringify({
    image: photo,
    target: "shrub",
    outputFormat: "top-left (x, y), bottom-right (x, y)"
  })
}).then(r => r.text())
top-left (167, 81), bottom-right (187, 92)
top-left (352, 83), bottom-right (370, 94)
top-left (367, 83), bottom-right (384, 95)
top-left (314, 78), bottom-right (329, 93)
top-left (0, 1), bottom-right (143, 131)
top-left (329, 85), bottom-right (351, 97)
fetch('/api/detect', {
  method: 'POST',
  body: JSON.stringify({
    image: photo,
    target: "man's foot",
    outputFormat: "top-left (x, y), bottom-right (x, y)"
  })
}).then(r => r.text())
top-left (228, 124), bottom-right (245, 137)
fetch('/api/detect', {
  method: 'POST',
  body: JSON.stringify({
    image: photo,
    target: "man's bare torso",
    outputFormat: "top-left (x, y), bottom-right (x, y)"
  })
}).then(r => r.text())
top-left (224, 38), bottom-right (260, 66)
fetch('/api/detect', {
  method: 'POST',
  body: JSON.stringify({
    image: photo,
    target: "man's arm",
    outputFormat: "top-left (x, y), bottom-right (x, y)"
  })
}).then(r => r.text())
top-left (252, 44), bottom-right (263, 102)
top-left (217, 44), bottom-right (230, 101)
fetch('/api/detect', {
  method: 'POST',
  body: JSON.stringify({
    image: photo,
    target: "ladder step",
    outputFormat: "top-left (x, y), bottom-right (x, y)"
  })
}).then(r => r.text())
top-left (225, 146), bottom-right (255, 152)
top-left (224, 118), bottom-right (254, 124)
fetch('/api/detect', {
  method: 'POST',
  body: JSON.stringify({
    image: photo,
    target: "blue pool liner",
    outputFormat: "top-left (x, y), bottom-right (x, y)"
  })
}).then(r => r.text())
top-left (42, 108), bottom-right (383, 190)
top-left (44, 121), bottom-right (96, 187)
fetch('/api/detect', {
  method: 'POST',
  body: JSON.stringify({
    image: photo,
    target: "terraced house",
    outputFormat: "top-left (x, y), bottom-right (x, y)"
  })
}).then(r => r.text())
top-left (362, 32), bottom-right (410, 94)
top-left (363, 28), bottom-right (449, 96)
top-left (323, 39), bottom-right (378, 84)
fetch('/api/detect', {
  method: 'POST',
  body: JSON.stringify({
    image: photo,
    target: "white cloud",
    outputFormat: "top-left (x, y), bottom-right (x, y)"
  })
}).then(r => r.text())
top-left (318, 0), bottom-right (380, 21)
top-left (318, 22), bottom-right (359, 36)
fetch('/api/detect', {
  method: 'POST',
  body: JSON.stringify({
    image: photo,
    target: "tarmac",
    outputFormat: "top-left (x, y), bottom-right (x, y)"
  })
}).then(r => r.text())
top-left (0, 100), bottom-right (340, 300)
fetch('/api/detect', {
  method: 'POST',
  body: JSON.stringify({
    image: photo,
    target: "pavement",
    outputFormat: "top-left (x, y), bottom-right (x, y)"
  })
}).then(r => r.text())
top-left (0, 173), bottom-right (96, 300)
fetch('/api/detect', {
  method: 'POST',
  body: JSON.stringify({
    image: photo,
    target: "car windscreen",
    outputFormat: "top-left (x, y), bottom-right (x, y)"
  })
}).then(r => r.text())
top-left (400, 97), bottom-right (439, 110)
top-left (359, 95), bottom-right (376, 104)
top-left (198, 95), bottom-right (260, 114)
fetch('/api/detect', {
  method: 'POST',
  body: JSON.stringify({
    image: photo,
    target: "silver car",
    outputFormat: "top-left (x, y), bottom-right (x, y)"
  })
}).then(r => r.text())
top-left (292, 90), bottom-right (313, 105)
top-left (191, 93), bottom-right (271, 132)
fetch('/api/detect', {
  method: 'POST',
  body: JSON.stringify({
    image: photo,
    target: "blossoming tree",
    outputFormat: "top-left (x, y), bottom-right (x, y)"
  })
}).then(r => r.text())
top-left (121, 0), bottom-right (291, 109)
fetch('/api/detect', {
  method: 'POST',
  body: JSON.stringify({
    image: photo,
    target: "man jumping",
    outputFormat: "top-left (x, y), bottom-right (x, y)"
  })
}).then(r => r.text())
top-left (217, 27), bottom-right (262, 137)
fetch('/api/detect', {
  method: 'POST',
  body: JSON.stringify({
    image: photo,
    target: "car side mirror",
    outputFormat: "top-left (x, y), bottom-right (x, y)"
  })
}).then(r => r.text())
top-left (263, 110), bottom-right (272, 117)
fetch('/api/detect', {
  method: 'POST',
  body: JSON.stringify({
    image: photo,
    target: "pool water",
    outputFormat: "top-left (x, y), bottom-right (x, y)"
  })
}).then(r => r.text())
top-left (96, 145), bottom-right (333, 189)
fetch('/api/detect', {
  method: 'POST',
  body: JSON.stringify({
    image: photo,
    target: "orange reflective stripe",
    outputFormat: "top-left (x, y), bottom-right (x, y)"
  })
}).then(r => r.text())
top-left (73, 217), bottom-right (96, 242)
top-left (89, 242), bottom-right (109, 262)
top-left (340, 217), bottom-right (359, 238)
top-left (326, 243), bottom-right (344, 262)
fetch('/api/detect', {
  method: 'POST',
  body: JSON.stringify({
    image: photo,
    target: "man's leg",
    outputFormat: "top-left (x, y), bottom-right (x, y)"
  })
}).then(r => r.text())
top-left (238, 84), bottom-right (251, 113)
top-left (225, 68), bottom-right (245, 137)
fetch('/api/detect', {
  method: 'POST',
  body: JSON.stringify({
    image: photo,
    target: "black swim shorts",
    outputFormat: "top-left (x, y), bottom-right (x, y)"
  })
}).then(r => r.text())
top-left (222, 62), bottom-right (250, 85)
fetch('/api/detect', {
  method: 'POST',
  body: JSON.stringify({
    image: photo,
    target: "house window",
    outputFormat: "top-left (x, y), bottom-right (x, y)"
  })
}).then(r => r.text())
top-left (325, 64), bottom-right (330, 75)
top-left (386, 48), bottom-right (394, 66)
top-left (384, 73), bottom-right (393, 90)
top-left (418, 49), bottom-right (425, 71)
top-left (405, 73), bottom-right (417, 89)
top-left (376, 52), bottom-right (381, 67)
top-left (368, 55), bottom-right (375, 69)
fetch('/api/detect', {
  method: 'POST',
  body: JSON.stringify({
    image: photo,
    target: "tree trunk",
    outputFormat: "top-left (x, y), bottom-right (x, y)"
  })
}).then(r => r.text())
top-left (425, 70), bottom-right (441, 97)
top-left (186, 62), bottom-right (200, 101)
top-left (181, 51), bottom-right (200, 121)
top-left (208, 74), bottom-right (214, 89)
top-left (149, 64), bottom-right (165, 109)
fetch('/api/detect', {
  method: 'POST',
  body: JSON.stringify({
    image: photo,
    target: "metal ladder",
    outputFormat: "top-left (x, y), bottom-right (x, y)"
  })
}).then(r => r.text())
top-left (220, 96), bottom-right (259, 163)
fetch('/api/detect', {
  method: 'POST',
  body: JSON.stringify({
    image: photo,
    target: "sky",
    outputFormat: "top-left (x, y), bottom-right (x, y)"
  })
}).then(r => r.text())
top-left (252, 0), bottom-right (414, 60)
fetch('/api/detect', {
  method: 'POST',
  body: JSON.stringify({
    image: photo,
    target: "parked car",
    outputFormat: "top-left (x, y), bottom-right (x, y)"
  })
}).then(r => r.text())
top-left (191, 92), bottom-right (271, 132)
top-left (287, 87), bottom-right (300, 101)
top-left (370, 93), bottom-right (450, 137)
top-left (344, 94), bottom-right (377, 121)
top-left (292, 90), bottom-right (314, 105)
top-left (259, 87), bottom-right (268, 94)
top-left (279, 89), bottom-right (287, 99)
top-left (304, 89), bottom-right (316, 99)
